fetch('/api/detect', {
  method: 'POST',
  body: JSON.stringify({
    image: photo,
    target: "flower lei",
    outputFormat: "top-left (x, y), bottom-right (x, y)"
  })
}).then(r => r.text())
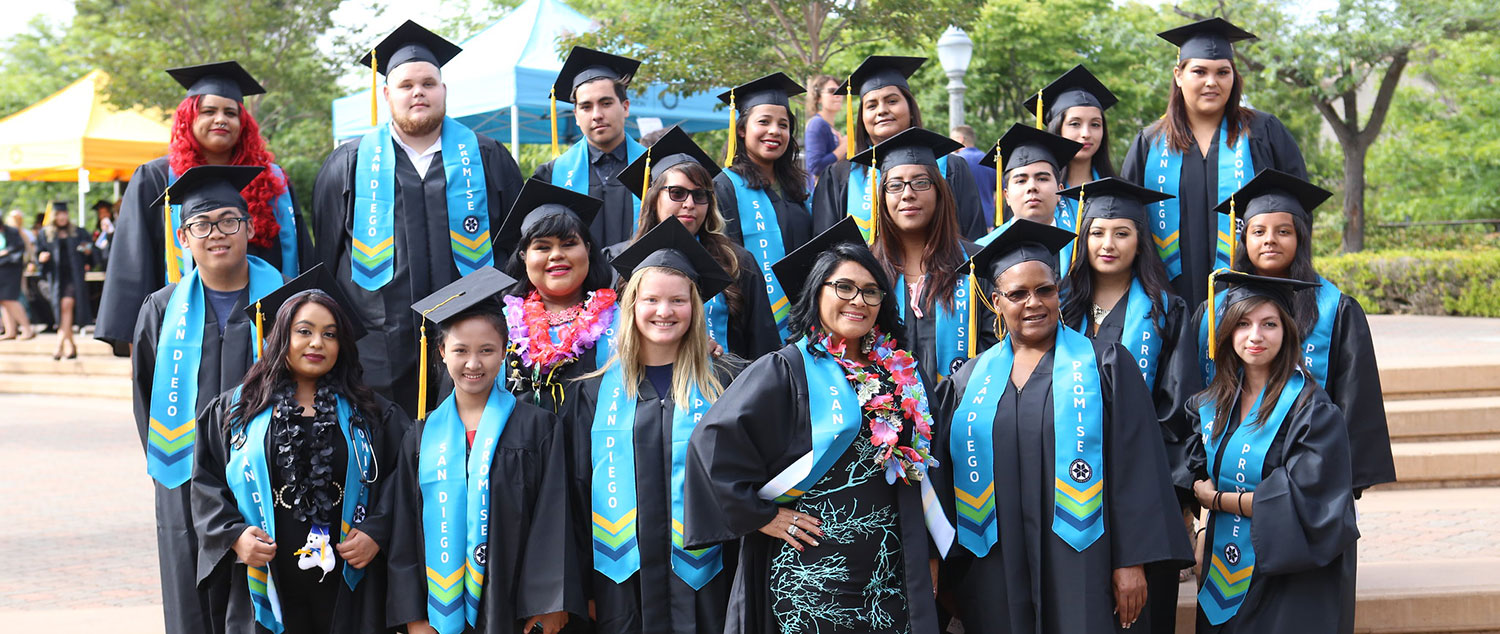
top-left (812, 328), bottom-right (939, 484)
top-left (503, 289), bottom-right (617, 371)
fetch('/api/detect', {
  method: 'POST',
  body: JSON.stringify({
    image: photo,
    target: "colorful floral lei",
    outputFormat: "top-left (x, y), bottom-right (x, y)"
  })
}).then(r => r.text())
top-left (503, 289), bottom-right (616, 371)
top-left (811, 327), bottom-right (939, 484)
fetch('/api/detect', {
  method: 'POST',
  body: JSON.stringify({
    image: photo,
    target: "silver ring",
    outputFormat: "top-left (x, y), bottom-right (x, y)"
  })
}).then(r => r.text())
top-left (787, 525), bottom-right (799, 536)
top-left (792, 515), bottom-right (801, 524)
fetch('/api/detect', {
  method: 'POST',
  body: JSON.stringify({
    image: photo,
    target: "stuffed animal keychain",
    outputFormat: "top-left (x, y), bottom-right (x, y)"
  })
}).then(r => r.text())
top-left (293, 525), bottom-right (336, 581)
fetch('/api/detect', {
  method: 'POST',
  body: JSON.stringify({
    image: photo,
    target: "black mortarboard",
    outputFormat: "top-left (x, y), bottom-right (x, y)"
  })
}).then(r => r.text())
top-left (1214, 271), bottom-right (1320, 317)
top-left (981, 123), bottom-right (1082, 174)
top-left (835, 56), bottom-right (926, 97)
top-left (552, 46), bottom-right (640, 103)
top-left (358, 20), bottom-right (463, 74)
top-left (91, 199), bottom-right (113, 211)
top-left (493, 179), bottom-right (604, 255)
top-left (50, 201), bottom-right (68, 213)
top-left (1158, 17), bottom-right (1256, 62)
top-left (1213, 168), bottom-right (1332, 223)
top-left (243, 263), bottom-right (368, 340)
top-left (718, 73), bottom-right (805, 112)
top-left (610, 217), bottom-right (734, 301)
top-left (411, 266), bottom-right (517, 326)
top-left (150, 165), bottom-right (265, 221)
top-left (1021, 65), bottom-right (1118, 125)
top-left (771, 216), bottom-right (867, 299)
top-left (617, 126), bottom-right (722, 200)
top-left (962, 218), bottom-right (1076, 280)
top-left (166, 61), bottom-right (266, 103)
top-left (848, 127), bottom-right (964, 172)
top-left (1057, 177), bottom-right (1173, 225)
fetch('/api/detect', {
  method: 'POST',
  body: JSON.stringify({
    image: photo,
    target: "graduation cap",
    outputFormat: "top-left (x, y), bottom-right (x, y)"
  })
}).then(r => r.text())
top-left (358, 20), bottom-right (462, 126)
top-left (165, 61), bottom-right (266, 103)
top-left (849, 126), bottom-right (964, 173)
top-left (617, 126), bottom-right (722, 200)
top-left (552, 46), bottom-right (640, 104)
top-left (243, 263), bottom-right (369, 356)
top-left (1058, 177), bottom-right (1174, 225)
top-left (771, 216), bottom-right (867, 301)
top-left (1158, 17), bottom-right (1256, 62)
top-left (960, 217), bottom-right (1076, 281)
top-left (50, 201), bottom-right (68, 213)
top-left (610, 217), bottom-right (734, 301)
top-left (1021, 64), bottom-right (1118, 127)
top-left (981, 123), bottom-right (1083, 175)
top-left (493, 178), bottom-right (605, 256)
top-left (410, 266), bottom-right (518, 419)
top-left (1214, 168), bottom-right (1332, 223)
top-left (717, 73), bottom-right (805, 164)
top-left (1204, 271), bottom-right (1320, 360)
top-left (91, 199), bottom-right (113, 211)
top-left (150, 165), bottom-right (265, 222)
top-left (834, 56), bottom-right (926, 97)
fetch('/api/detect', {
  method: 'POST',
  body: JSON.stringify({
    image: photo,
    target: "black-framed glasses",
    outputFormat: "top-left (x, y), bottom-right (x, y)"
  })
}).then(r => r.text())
top-left (664, 186), bottom-right (711, 205)
top-left (183, 217), bottom-right (248, 239)
top-left (998, 284), bottom-right (1059, 304)
top-left (883, 178), bottom-right (936, 194)
top-left (823, 281), bottom-right (886, 305)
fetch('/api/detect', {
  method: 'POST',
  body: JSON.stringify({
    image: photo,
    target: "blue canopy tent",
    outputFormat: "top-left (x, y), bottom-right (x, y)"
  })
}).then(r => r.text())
top-left (331, 0), bottom-right (729, 150)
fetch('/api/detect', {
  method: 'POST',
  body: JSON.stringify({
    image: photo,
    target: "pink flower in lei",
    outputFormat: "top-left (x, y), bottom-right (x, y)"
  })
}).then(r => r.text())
top-left (503, 289), bottom-right (616, 371)
top-left (812, 328), bottom-right (939, 485)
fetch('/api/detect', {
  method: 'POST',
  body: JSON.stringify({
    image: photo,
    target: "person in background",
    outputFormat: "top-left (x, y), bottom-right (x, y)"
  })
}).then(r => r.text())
top-left (0, 209), bottom-right (35, 340)
top-left (803, 74), bottom-right (845, 188)
top-left (92, 199), bottom-right (116, 269)
top-left (37, 201), bottom-right (94, 359)
top-left (951, 125), bottom-right (996, 228)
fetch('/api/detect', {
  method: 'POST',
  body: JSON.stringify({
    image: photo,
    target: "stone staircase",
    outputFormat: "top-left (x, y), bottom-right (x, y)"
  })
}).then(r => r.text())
top-left (0, 332), bottom-right (131, 400)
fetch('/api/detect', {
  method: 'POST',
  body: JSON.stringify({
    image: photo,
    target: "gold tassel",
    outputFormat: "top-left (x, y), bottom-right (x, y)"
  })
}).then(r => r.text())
top-left (845, 76), bottom-right (855, 158)
top-left (164, 190), bottom-right (182, 284)
top-left (1069, 182), bottom-right (1084, 273)
top-left (971, 265), bottom-right (1003, 339)
top-left (550, 87), bottom-right (560, 159)
top-left (1035, 89), bottom-right (1044, 129)
top-left (724, 90), bottom-right (737, 166)
top-left (1207, 270), bottom-right (1219, 360)
top-left (418, 322), bottom-right (429, 420)
top-left (642, 148), bottom-right (652, 199)
top-left (868, 155), bottom-right (879, 244)
top-left (993, 141), bottom-right (1004, 228)
top-left (254, 301), bottom-right (264, 359)
top-left (966, 269), bottom-right (979, 359)
top-left (370, 48), bottom-right (378, 126)
top-left (1229, 195), bottom-right (1239, 267)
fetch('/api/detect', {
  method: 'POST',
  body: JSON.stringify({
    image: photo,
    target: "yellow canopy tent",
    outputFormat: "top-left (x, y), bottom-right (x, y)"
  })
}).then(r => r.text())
top-left (0, 69), bottom-right (170, 224)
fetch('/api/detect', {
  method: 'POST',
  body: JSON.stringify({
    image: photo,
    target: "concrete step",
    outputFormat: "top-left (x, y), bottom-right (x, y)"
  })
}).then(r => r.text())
top-left (1380, 363), bottom-right (1500, 401)
top-left (0, 372), bottom-right (130, 400)
top-left (0, 334), bottom-right (116, 359)
top-left (1387, 397), bottom-right (1500, 442)
top-left (0, 354), bottom-right (131, 378)
top-left (1388, 439), bottom-right (1500, 488)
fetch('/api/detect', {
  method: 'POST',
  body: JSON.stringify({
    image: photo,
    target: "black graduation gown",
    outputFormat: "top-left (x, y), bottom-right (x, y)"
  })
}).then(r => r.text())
top-left (192, 391), bottom-right (411, 634)
top-left (891, 239), bottom-right (998, 388)
top-left (0, 224), bottom-right (25, 300)
top-left (132, 283), bottom-right (264, 634)
top-left (567, 358), bottom-right (746, 634)
top-left (96, 156), bottom-right (315, 350)
top-left (810, 158), bottom-right (988, 241)
top-left (711, 168), bottom-right (815, 256)
top-left (312, 133), bottom-right (524, 418)
top-left (929, 340), bottom-right (1194, 634)
top-left (1187, 294), bottom-right (1396, 494)
top-left (603, 238), bottom-right (781, 360)
top-left (1181, 378), bottom-right (1360, 634)
top-left (682, 345), bottom-right (941, 634)
top-left (534, 149), bottom-right (639, 250)
top-left (36, 224), bottom-right (94, 325)
top-left (381, 400), bottom-right (585, 632)
top-left (1120, 111), bottom-right (1306, 308)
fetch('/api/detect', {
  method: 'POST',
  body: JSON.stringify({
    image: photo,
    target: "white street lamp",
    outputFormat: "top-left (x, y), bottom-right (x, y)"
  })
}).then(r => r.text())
top-left (936, 25), bottom-right (974, 131)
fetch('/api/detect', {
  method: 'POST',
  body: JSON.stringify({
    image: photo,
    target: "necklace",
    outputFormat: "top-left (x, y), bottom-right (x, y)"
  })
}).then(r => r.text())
top-left (1091, 303), bottom-right (1109, 324)
top-left (504, 289), bottom-right (616, 371)
top-left (544, 303), bottom-right (582, 325)
top-left (811, 328), bottom-right (937, 483)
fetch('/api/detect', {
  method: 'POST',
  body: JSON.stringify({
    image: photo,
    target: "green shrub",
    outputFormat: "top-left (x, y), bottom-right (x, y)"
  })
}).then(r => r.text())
top-left (1315, 249), bottom-right (1500, 317)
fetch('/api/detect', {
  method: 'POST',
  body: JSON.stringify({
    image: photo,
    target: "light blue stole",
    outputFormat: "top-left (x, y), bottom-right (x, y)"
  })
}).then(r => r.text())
top-left (848, 155), bottom-right (949, 243)
top-left (589, 358), bottom-right (641, 583)
top-left (893, 244), bottom-right (973, 380)
top-left (146, 257), bottom-right (281, 489)
top-left (1118, 279), bottom-right (1166, 389)
top-left (166, 165), bottom-right (300, 280)
top-left (756, 340), bottom-right (862, 503)
top-left (419, 384), bottom-right (515, 634)
top-left (1197, 371), bottom-right (1305, 624)
top-left (1145, 118), bottom-right (1252, 279)
top-left (724, 169), bottom-right (792, 340)
top-left (551, 137), bottom-right (646, 226)
top-left (667, 373), bottom-right (723, 589)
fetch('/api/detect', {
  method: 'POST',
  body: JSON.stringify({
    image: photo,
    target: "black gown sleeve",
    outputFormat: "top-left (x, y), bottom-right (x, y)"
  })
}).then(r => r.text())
top-left (732, 246), bottom-right (782, 357)
top-left (1250, 386), bottom-right (1359, 575)
top-left (312, 140), bottom-right (357, 271)
top-left (130, 288), bottom-right (170, 453)
top-left (810, 162), bottom-right (849, 234)
top-left (1119, 130), bottom-right (1150, 186)
top-left (514, 406), bottom-right (585, 621)
top-left (96, 158), bottom-right (170, 348)
top-left (1257, 112), bottom-right (1308, 179)
top-left (191, 392), bottom-right (249, 587)
top-left (713, 175), bottom-right (745, 245)
top-left (1155, 296), bottom-right (1199, 502)
top-left (1328, 295), bottom-right (1396, 493)
top-left (481, 137), bottom-right (525, 249)
top-left (358, 397), bottom-right (412, 551)
top-left (532, 157), bottom-right (556, 182)
top-left (943, 157), bottom-right (987, 241)
top-left (382, 423), bottom-right (427, 627)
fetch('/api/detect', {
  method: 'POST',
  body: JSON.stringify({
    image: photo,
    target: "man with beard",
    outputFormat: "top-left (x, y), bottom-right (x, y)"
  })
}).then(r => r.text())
top-left (313, 20), bottom-right (524, 418)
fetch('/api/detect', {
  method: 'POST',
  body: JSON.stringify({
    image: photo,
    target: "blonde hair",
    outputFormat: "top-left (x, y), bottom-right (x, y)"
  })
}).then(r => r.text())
top-left (584, 267), bottom-right (724, 406)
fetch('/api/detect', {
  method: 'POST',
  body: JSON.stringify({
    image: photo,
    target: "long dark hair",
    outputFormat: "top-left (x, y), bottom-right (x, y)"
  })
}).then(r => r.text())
top-left (1193, 296), bottom-right (1304, 442)
top-left (729, 103), bottom-right (809, 204)
top-left (226, 290), bottom-right (380, 435)
top-left (1233, 213), bottom-right (1320, 337)
top-left (1147, 58), bottom-right (1252, 154)
top-left (636, 161), bottom-right (746, 318)
top-left (1061, 214), bottom-right (1177, 328)
top-left (785, 241), bottom-right (906, 350)
top-left (870, 163), bottom-right (965, 312)
top-left (502, 210), bottom-right (614, 297)
top-left (854, 85), bottom-right (923, 154)
top-left (1047, 106), bottom-right (1118, 180)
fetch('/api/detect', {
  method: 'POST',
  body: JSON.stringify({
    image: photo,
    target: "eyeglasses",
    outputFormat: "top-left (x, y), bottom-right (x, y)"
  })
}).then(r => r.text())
top-left (664, 186), bottom-right (711, 205)
top-left (823, 281), bottom-right (886, 305)
top-left (183, 217), bottom-right (249, 239)
top-left (998, 284), bottom-right (1059, 304)
top-left (883, 178), bottom-right (935, 194)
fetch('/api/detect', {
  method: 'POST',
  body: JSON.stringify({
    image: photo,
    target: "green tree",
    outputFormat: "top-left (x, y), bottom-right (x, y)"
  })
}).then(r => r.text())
top-left (0, 17), bottom-right (97, 217)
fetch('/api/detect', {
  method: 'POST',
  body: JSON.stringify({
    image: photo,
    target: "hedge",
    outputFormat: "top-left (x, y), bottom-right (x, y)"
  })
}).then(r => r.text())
top-left (1315, 249), bottom-right (1500, 317)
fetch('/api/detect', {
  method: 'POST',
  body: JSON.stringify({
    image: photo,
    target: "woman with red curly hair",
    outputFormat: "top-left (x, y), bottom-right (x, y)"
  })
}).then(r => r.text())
top-left (96, 61), bottom-right (312, 355)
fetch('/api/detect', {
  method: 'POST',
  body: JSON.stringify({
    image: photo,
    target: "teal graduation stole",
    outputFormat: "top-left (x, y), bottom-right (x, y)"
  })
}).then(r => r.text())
top-left (1197, 371), bottom-right (1305, 625)
top-left (894, 248), bottom-right (973, 379)
top-left (1145, 118), bottom-right (1252, 279)
top-left (352, 118), bottom-right (493, 290)
top-left (1301, 277), bottom-right (1342, 387)
top-left (1119, 279), bottom-right (1166, 389)
top-left (847, 155), bottom-right (949, 243)
top-left (551, 137), bottom-right (646, 226)
top-left (668, 374), bottom-right (724, 589)
top-left (419, 384), bottom-right (516, 634)
top-left (756, 340), bottom-right (862, 503)
top-left (166, 164), bottom-right (301, 281)
top-left (950, 339), bottom-right (1009, 556)
top-left (724, 169), bottom-right (792, 340)
top-left (1198, 289), bottom-right (1230, 387)
top-left (226, 389), bottom-right (373, 633)
top-left (590, 359), bottom-right (641, 583)
top-left (147, 257), bottom-right (281, 489)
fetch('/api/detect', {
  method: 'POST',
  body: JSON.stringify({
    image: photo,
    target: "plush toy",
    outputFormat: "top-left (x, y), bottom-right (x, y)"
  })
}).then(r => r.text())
top-left (293, 525), bottom-right (336, 581)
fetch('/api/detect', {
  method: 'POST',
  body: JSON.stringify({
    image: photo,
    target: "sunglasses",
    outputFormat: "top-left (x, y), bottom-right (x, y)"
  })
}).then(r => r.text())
top-left (664, 186), bottom-right (711, 205)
